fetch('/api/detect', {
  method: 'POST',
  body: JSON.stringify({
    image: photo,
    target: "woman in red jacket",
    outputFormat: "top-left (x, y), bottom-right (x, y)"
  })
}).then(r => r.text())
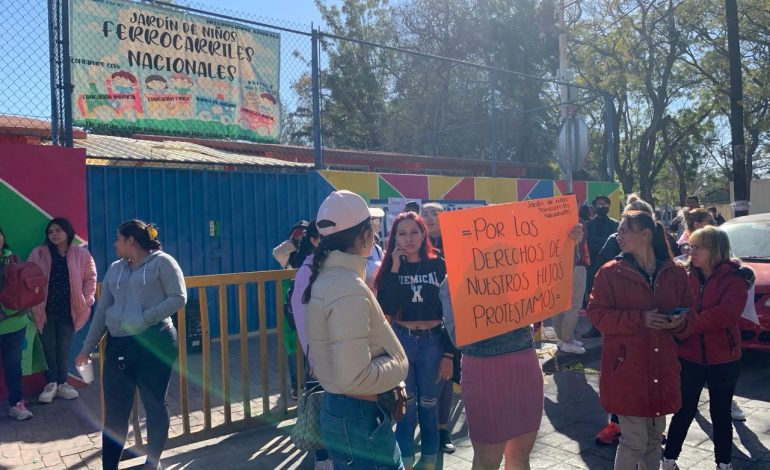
top-left (661, 226), bottom-right (750, 470)
top-left (587, 211), bottom-right (693, 470)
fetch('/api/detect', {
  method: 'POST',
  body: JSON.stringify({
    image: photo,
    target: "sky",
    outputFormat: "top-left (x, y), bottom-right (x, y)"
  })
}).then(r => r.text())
top-left (214, 0), bottom-right (324, 28)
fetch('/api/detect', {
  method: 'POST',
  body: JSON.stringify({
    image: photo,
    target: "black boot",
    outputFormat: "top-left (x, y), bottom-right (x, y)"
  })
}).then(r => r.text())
top-left (439, 429), bottom-right (456, 454)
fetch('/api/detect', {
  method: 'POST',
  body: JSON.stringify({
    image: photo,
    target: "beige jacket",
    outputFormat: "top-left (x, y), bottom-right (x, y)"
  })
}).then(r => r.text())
top-left (305, 250), bottom-right (408, 395)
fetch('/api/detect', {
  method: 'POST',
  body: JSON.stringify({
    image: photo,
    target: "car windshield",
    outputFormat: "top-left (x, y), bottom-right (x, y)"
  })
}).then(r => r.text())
top-left (722, 220), bottom-right (770, 259)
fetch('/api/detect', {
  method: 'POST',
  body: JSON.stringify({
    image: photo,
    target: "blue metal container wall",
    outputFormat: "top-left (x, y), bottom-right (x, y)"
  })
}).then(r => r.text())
top-left (86, 166), bottom-right (335, 336)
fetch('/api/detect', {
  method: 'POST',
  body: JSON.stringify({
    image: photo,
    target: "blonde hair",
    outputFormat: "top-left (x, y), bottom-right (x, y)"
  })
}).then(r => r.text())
top-left (683, 208), bottom-right (714, 233)
top-left (626, 193), bottom-right (641, 205)
top-left (689, 226), bottom-right (731, 270)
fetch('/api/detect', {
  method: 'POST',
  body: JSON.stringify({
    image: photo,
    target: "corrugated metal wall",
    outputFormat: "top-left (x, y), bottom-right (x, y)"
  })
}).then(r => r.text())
top-left (86, 166), bottom-right (334, 336)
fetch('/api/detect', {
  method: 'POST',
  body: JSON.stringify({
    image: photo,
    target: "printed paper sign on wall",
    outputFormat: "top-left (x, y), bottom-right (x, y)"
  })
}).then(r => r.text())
top-left (70, 0), bottom-right (280, 142)
top-left (440, 196), bottom-right (578, 346)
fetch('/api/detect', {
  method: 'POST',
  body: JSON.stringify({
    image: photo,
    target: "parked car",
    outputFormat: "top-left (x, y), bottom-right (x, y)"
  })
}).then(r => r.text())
top-left (721, 213), bottom-right (770, 351)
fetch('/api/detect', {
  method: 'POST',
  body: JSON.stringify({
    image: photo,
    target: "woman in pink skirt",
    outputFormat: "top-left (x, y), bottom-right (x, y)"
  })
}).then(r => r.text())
top-left (440, 225), bottom-right (584, 469)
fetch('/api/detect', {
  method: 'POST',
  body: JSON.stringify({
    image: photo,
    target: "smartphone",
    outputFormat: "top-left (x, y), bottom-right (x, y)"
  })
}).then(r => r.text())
top-left (668, 307), bottom-right (688, 317)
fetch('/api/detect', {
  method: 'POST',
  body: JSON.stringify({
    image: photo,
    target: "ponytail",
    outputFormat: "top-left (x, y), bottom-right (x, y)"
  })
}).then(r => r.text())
top-left (302, 240), bottom-right (332, 304)
top-left (301, 217), bottom-right (372, 304)
top-left (624, 211), bottom-right (672, 261)
top-left (652, 222), bottom-right (673, 261)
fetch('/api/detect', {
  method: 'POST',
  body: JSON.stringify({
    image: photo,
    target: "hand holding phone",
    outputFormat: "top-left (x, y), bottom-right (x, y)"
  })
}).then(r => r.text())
top-left (667, 307), bottom-right (688, 317)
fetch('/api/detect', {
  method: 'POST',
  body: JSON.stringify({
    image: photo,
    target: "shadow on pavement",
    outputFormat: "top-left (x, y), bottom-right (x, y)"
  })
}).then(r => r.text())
top-left (543, 368), bottom-right (614, 469)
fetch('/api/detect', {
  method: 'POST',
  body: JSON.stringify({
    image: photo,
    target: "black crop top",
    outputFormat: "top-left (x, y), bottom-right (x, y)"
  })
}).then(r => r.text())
top-left (377, 257), bottom-right (447, 321)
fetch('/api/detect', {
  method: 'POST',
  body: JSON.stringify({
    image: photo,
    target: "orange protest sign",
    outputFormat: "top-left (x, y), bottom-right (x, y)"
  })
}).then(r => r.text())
top-left (439, 195), bottom-right (578, 346)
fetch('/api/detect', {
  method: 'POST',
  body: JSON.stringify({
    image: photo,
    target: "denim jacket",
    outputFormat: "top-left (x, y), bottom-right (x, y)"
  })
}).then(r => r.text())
top-left (439, 278), bottom-right (534, 357)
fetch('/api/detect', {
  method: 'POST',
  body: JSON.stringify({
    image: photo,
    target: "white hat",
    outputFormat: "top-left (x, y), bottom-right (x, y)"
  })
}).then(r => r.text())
top-left (316, 190), bottom-right (385, 236)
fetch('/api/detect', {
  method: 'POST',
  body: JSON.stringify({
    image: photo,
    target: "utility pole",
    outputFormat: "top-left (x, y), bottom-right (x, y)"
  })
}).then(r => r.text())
top-left (726, 0), bottom-right (749, 216)
top-left (558, 0), bottom-right (574, 193)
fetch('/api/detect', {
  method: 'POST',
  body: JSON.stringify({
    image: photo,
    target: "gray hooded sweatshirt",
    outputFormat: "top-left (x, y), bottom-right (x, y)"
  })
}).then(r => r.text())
top-left (80, 250), bottom-right (186, 354)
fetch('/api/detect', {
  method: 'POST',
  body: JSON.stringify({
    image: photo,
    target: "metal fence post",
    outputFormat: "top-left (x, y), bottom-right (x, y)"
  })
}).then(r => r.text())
top-left (61, 0), bottom-right (73, 147)
top-left (311, 28), bottom-right (323, 169)
top-left (47, 0), bottom-right (74, 147)
top-left (48, 0), bottom-right (60, 145)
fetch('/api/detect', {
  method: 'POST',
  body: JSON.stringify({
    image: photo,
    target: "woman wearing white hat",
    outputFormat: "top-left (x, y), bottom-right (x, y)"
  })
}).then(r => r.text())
top-left (302, 190), bottom-right (409, 469)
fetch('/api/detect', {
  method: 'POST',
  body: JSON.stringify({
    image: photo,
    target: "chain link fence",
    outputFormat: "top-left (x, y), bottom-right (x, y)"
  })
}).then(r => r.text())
top-left (1, 0), bottom-right (610, 177)
top-left (0, 0), bottom-right (52, 126)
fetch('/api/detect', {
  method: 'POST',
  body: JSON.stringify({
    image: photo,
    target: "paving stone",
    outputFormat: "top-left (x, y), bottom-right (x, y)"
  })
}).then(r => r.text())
top-left (3, 320), bottom-right (770, 470)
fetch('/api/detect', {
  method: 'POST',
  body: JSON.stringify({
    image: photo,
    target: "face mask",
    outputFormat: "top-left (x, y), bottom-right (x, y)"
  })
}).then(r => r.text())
top-left (595, 207), bottom-right (609, 217)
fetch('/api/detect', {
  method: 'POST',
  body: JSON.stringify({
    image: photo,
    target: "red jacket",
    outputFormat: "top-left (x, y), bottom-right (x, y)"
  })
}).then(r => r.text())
top-left (587, 255), bottom-right (693, 418)
top-left (676, 261), bottom-right (748, 365)
top-left (28, 244), bottom-right (97, 332)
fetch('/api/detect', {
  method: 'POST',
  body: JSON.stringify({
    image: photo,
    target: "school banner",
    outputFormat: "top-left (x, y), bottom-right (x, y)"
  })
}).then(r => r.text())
top-left (440, 196), bottom-right (578, 346)
top-left (70, 0), bottom-right (281, 142)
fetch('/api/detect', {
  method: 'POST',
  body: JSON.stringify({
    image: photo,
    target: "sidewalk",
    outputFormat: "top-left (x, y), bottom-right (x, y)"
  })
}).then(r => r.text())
top-left (4, 317), bottom-right (770, 469)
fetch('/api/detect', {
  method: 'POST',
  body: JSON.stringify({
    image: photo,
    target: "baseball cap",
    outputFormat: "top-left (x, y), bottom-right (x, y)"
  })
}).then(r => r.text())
top-left (422, 202), bottom-right (445, 212)
top-left (316, 190), bottom-right (385, 236)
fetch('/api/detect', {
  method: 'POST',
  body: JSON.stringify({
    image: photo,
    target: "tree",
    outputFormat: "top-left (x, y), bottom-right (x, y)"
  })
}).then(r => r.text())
top-left (677, 0), bottom-right (770, 197)
top-left (385, 0), bottom-right (559, 163)
top-left (572, 0), bottom-right (706, 203)
top-left (315, 0), bottom-right (397, 150)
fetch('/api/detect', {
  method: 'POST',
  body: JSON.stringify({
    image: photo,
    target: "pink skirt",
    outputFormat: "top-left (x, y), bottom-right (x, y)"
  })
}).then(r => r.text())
top-left (461, 348), bottom-right (544, 444)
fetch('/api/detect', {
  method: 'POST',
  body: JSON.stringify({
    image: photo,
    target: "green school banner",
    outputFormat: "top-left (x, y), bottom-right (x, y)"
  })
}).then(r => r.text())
top-left (70, 0), bottom-right (281, 142)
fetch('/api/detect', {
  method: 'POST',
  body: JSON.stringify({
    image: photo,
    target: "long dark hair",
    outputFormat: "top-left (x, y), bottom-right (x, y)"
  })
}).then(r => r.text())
top-left (296, 221), bottom-right (319, 266)
top-left (623, 211), bottom-right (672, 261)
top-left (302, 218), bottom-right (373, 304)
top-left (374, 212), bottom-right (437, 290)
top-left (44, 217), bottom-right (76, 247)
top-left (119, 219), bottom-right (162, 251)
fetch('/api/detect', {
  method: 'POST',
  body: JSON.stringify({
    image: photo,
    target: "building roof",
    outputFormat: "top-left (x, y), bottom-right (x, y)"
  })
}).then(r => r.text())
top-left (75, 134), bottom-right (313, 171)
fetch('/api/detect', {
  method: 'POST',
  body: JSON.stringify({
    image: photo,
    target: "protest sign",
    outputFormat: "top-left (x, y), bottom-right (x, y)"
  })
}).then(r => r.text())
top-left (439, 195), bottom-right (578, 346)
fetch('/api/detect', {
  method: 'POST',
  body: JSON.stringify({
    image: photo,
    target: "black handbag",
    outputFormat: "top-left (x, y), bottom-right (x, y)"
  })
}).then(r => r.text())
top-left (290, 381), bottom-right (325, 450)
top-left (377, 381), bottom-right (407, 423)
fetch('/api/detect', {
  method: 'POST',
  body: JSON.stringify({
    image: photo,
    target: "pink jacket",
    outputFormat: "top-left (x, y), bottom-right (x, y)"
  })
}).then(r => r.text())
top-left (28, 244), bottom-right (97, 332)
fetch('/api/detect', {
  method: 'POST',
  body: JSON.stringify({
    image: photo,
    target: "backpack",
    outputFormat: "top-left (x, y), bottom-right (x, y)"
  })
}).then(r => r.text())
top-left (0, 262), bottom-right (47, 310)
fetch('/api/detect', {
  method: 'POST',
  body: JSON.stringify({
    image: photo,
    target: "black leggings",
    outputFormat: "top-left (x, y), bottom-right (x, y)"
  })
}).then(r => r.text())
top-left (664, 358), bottom-right (740, 465)
top-left (102, 325), bottom-right (177, 470)
top-left (40, 314), bottom-right (75, 384)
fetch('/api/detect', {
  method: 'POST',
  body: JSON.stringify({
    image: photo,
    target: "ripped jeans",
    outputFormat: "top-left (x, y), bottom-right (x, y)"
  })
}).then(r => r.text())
top-left (394, 325), bottom-right (444, 467)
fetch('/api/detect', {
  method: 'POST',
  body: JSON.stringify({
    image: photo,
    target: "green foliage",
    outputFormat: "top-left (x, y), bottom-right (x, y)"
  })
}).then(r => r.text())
top-left (306, 0), bottom-right (560, 164)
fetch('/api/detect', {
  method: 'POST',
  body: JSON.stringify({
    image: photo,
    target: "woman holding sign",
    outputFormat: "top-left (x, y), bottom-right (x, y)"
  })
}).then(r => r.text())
top-left (375, 212), bottom-right (451, 470)
top-left (438, 219), bottom-right (585, 470)
top-left (587, 211), bottom-right (692, 470)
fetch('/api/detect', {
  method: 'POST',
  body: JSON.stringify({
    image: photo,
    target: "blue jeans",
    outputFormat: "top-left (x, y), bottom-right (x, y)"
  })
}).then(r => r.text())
top-left (321, 393), bottom-right (403, 470)
top-left (0, 326), bottom-right (26, 405)
top-left (394, 325), bottom-right (444, 467)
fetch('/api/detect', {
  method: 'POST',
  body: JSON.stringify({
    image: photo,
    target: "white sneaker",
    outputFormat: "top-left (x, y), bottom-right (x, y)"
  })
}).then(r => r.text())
top-left (38, 382), bottom-right (57, 403)
top-left (717, 463), bottom-right (732, 470)
top-left (559, 340), bottom-right (586, 355)
top-left (314, 459), bottom-right (333, 470)
top-left (557, 339), bottom-right (584, 348)
top-left (731, 401), bottom-right (746, 421)
top-left (8, 401), bottom-right (33, 420)
top-left (57, 383), bottom-right (79, 400)
top-left (660, 457), bottom-right (679, 470)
